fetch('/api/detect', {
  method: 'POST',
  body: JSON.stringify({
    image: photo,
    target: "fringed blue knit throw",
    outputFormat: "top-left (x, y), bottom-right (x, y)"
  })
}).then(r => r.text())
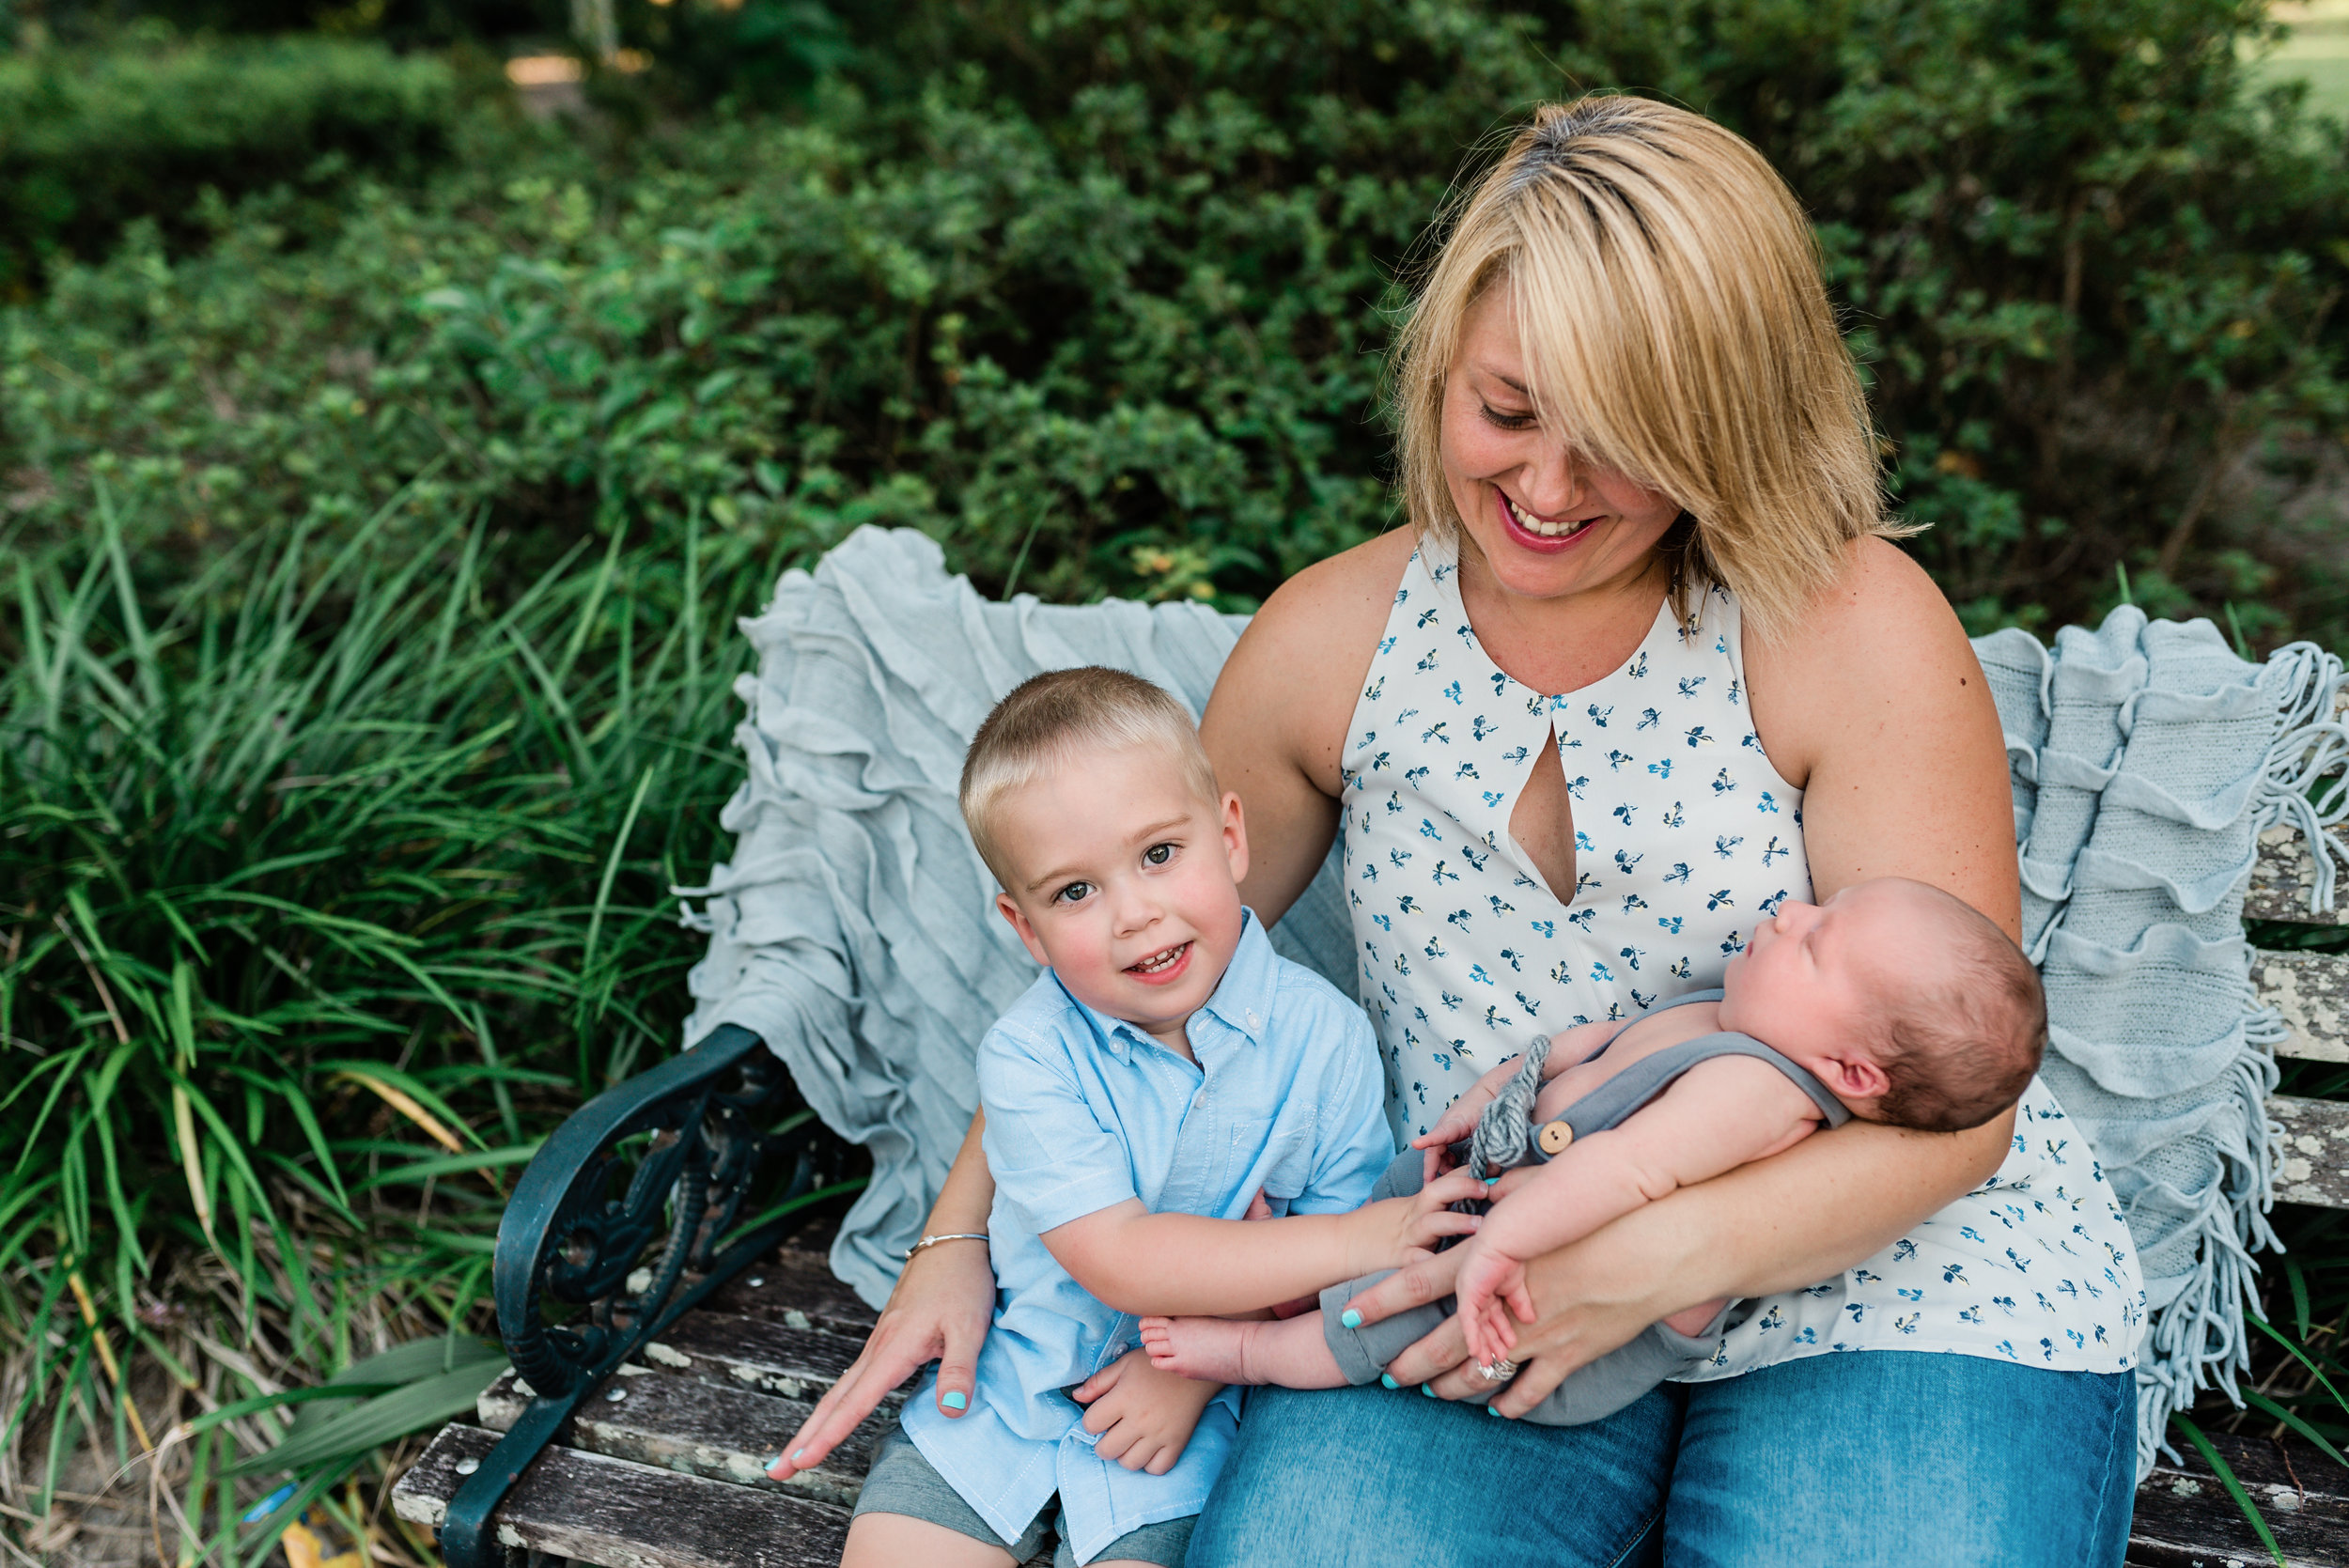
top-left (684, 530), bottom-right (2349, 1475)
top-left (1977, 606), bottom-right (2349, 1475)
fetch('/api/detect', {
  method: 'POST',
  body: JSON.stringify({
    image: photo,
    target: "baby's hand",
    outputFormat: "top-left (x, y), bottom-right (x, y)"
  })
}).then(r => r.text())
top-left (1452, 1236), bottom-right (1535, 1368)
top-left (1069, 1349), bottom-right (1221, 1475)
top-left (1346, 1169), bottom-right (1486, 1277)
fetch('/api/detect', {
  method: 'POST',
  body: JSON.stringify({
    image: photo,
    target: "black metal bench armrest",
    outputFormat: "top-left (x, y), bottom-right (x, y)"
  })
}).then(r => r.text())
top-left (443, 1022), bottom-right (842, 1568)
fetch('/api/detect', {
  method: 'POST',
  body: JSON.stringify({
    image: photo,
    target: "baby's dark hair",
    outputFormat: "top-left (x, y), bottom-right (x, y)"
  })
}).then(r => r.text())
top-left (1868, 881), bottom-right (2046, 1133)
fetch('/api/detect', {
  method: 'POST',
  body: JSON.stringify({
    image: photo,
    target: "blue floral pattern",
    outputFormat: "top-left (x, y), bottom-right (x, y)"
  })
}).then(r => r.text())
top-left (1339, 536), bottom-right (2144, 1375)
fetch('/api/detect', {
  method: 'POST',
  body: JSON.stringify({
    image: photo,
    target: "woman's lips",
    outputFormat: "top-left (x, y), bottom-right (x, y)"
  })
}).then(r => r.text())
top-left (1125, 941), bottom-right (1193, 986)
top-left (1496, 487), bottom-right (1598, 554)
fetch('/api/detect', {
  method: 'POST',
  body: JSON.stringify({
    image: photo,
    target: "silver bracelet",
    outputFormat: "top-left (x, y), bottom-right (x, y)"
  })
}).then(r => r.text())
top-left (904, 1232), bottom-right (989, 1260)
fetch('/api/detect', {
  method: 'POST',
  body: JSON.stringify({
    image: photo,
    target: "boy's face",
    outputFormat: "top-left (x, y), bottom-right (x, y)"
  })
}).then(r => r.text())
top-left (990, 740), bottom-right (1250, 1054)
top-left (1718, 881), bottom-right (1925, 1110)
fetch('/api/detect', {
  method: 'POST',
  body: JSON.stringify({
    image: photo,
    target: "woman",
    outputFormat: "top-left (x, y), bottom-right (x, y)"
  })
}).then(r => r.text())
top-left (787, 98), bottom-right (2142, 1563)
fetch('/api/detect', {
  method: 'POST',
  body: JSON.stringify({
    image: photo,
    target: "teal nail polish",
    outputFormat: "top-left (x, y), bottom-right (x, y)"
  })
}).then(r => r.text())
top-left (791, 1448), bottom-right (808, 1465)
top-left (1419, 1383), bottom-right (1435, 1397)
top-left (763, 1454), bottom-right (784, 1471)
top-left (941, 1390), bottom-right (968, 1411)
top-left (1483, 1174), bottom-right (1501, 1185)
top-left (1486, 1405), bottom-right (1501, 1417)
top-left (1340, 1309), bottom-right (1362, 1329)
top-left (1379, 1374), bottom-right (1398, 1389)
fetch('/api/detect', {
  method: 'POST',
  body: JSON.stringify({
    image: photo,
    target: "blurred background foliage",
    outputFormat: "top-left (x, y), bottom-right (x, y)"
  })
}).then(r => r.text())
top-left (8, 0), bottom-right (2349, 1561)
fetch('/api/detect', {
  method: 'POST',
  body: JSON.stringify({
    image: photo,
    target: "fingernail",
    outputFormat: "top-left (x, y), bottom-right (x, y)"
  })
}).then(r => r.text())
top-left (1420, 1383), bottom-right (1435, 1397)
top-left (763, 1453), bottom-right (784, 1471)
top-left (1486, 1405), bottom-right (1501, 1417)
top-left (1379, 1374), bottom-right (1398, 1389)
top-left (941, 1390), bottom-right (967, 1411)
top-left (1483, 1174), bottom-right (1500, 1185)
top-left (1340, 1309), bottom-right (1362, 1329)
top-left (791, 1448), bottom-right (807, 1465)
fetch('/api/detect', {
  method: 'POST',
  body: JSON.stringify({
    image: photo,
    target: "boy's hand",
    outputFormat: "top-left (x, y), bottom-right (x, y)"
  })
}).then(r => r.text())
top-left (1452, 1234), bottom-right (1536, 1368)
top-left (1413, 1054), bottom-right (1528, 1160)
top-left (1343, 1169), bottom-right (1486, 1277)
top-left (1069, 1349), bottom-right (1221, 1475)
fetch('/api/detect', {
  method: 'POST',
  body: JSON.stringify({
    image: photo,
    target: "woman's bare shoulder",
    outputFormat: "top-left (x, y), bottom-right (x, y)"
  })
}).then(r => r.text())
top-left (1207, 527), bottom-right (1414, 787)
top-left (1748, 536), bottom-right (1981, 719)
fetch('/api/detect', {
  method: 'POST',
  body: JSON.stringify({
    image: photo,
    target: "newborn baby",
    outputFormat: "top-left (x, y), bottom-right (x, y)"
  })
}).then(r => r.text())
top-left (1141, 877), bottom-right (2046, 1422)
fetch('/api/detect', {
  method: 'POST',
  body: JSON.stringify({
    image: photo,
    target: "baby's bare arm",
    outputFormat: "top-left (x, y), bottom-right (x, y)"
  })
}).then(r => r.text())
top-left (1476, 1058), bottom-right (1823, 1265)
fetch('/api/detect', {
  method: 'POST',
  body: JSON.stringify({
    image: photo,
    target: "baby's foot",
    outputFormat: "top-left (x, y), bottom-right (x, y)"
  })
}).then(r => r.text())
top-left (1141, 1315), bottom-right (1260, 1385)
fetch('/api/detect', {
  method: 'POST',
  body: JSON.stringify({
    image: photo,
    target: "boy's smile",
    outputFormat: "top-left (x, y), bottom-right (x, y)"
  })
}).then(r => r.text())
top-left (989, 739), bottom-right (1251, 1059)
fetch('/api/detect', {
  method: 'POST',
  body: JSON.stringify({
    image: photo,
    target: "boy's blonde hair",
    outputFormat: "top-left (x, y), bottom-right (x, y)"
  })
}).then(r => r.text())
top-left (1393, 96), bottom-right (1908, 639)
top-left (959, 667), bottom-right (1221, 890)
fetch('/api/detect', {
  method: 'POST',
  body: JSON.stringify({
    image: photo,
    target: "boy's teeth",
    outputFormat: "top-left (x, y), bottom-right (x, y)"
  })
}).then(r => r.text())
top-left (1130, 944), bottom-right (1186, 973)
top-left (1505, 493), bottom-right (1592, 539)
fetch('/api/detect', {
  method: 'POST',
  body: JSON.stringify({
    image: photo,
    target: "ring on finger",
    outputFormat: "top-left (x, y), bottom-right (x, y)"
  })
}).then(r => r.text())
top-left (1477, 1357), bottom-right (1518, 1383)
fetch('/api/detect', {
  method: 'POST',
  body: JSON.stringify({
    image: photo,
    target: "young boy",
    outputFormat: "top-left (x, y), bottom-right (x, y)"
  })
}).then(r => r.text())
top-left (836, 668), bottom-right (1486, 1568)
top-left (1140, 877), bottom-right (2047, 1422)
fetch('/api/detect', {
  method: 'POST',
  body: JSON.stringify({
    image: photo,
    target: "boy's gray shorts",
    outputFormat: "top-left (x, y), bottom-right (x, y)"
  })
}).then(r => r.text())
top-left (852, 1428), bottom-right (1193, 1566)
top-left (1318, 1149), bottom-right (1735, 1425)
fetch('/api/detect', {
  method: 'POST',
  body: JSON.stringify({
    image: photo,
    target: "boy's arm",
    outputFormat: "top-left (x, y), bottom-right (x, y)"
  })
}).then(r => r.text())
top-left (1043, 1173), bottom-right (1486, 1316)
top-left (1472, 1056), bottom-right (1823, 1265)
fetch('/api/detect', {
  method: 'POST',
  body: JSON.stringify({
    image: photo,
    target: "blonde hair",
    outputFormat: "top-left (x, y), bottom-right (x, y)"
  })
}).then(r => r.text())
top-left (958, 667), bottom-right (1220, 889)
top-left (1394, 96), bottom-right (1906, 637)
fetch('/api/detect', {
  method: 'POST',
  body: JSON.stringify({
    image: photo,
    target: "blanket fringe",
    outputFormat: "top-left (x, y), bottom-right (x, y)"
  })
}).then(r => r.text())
top-left (2137, 644), bottom-right (2349, 1476)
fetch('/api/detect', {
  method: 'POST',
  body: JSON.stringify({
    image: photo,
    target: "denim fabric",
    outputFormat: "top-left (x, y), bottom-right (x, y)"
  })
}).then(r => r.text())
top-left (1188, 1354), bottom-right (2134, 1567)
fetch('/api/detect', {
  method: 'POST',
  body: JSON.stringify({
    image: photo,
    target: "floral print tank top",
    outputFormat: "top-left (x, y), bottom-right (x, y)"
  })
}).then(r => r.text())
top-left (1340, 536), bottom-right (2144, 1375)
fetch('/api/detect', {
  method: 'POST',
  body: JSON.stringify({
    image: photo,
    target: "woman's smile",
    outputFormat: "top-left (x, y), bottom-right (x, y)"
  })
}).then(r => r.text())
top-left (1494, 485), bottom-right (1602, 551)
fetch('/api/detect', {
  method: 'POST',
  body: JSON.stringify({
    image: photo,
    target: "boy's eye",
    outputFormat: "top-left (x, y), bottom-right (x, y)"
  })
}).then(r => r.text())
top-left (1143, 843), bottom-right (1174, 866)
top-left (1054, 880), bottom-right (1094, 905)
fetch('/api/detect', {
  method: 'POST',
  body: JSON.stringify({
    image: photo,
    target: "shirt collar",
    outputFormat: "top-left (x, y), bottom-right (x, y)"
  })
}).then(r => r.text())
top-left (1052, 908), bottom-right (1280, 1061)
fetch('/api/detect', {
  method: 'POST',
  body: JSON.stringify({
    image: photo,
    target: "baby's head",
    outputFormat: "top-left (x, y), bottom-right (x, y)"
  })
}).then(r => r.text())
top-left (960, 667), bottom-right (1248, 1047)
top-left (1719, 878), bottom-right (2045, 1133)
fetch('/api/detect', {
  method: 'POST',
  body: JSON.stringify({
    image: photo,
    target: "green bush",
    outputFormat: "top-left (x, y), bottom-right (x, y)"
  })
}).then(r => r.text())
top-left (7, 0), bottom-right (2348, 644)
top-left (0, 36), bottom-right (457, 293)
top-left (0, 501), bottom-right (843, 1545)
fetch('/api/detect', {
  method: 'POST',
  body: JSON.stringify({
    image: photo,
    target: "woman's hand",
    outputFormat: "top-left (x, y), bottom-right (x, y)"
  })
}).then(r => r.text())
top-left (768, 1236), bottom-right (995, 1477)
top-left (1342, 1207), bottom-right (1691, 1415)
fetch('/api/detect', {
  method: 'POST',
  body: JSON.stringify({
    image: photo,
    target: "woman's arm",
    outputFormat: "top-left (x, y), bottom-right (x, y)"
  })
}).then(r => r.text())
top-left (769, 1110), bottom-right (997, 1477)
top-left (1353, 538), bottom-right (2025, 1402)
top-left (1202, 531), bottom-right (1408, 923)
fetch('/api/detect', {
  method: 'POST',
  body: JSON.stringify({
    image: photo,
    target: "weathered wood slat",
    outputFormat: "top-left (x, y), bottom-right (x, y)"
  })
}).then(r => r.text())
top-left (645, 1309), bottom-right (879, 1402)
top-left (2273, 1094), bottom-right (2349, 1207)
top-left (2250, 826), bottom-right (2348, 926)
top-left (2260, 950), bottom-right (2349, 1063)
top-left (2130, 1429), bottom-right (2349, 1568)
top-left (475, 1363), bottom-right (896, 1510)
top-left (391, 1422), bottom-right (851, 1568)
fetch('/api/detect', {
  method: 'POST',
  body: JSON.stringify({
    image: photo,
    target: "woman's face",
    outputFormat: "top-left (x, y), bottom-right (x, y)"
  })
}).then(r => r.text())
top-left (1439, 287), bottom-right (1684, 604)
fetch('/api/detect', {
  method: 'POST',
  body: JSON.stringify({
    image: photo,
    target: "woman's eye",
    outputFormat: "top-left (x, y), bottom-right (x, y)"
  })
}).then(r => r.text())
top-left (1143, 843), bottom-right (1174, 866)
top-left (1054, 881), bottom-right (1093, 904)
top-left (1479, 402), bottom-right (1536, 431)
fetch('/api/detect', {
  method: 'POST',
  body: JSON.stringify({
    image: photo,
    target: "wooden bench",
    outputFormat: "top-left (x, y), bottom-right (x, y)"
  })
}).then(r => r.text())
top-left (392, 826), bottom-right (2349, 1568)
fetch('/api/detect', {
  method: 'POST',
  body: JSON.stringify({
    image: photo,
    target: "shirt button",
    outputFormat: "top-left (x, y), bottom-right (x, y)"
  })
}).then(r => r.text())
top-left (1245, 1009), bottom-right (1260, 1030)
top-left (1106, 1342), bottom-right (1128, 1359)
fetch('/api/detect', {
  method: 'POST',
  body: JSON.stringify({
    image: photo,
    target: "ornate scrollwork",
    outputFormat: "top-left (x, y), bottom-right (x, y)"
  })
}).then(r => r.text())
top-left (443, 1024), bottom-right (853, 1568)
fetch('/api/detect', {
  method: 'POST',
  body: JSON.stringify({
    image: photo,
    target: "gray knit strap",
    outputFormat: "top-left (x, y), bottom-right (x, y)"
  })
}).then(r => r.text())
top-left (1528, 1031), bottom-right (1850, 1163)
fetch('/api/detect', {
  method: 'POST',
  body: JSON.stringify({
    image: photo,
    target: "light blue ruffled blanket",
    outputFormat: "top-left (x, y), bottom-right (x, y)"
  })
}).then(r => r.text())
top-left (681, 526), bottom-right (2349, 1473)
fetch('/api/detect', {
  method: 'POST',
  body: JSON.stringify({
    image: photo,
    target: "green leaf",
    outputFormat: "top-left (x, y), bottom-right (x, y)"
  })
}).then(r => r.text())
top-left (229, 1357), bottom-right (506, 1478)
top-left (2170, 1414), bottom-right (2284, 1568)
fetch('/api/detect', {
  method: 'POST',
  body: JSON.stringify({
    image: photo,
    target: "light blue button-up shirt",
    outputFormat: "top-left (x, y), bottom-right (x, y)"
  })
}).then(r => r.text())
top-left (901, 910), bottom-right (1395, 1563)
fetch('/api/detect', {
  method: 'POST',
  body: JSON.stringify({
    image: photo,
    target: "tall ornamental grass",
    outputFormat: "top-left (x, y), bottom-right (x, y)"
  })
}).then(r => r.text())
top-left (0, 490), bottom-right (819, 1563)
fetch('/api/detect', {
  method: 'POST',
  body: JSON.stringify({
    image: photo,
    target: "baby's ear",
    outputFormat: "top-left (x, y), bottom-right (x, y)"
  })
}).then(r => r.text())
top-left (1824, 1051), bottom-right (1890, 1104)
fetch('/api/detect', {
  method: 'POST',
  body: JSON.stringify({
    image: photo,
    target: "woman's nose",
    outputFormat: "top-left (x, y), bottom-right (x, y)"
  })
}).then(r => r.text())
top-left (1512, 442), bottom-right (1582, 516)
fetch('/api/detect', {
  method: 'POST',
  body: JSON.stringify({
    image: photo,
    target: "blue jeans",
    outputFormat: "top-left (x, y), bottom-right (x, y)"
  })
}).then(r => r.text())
top-left (1188, 1352), bottom-right (2136, 1567)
